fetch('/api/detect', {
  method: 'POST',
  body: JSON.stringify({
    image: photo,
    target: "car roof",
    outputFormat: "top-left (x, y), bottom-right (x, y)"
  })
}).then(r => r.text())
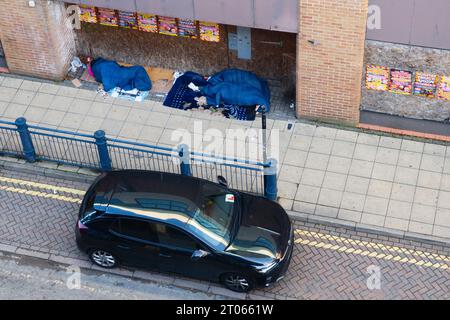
top-left (97, 170), bottom-right (217, 229)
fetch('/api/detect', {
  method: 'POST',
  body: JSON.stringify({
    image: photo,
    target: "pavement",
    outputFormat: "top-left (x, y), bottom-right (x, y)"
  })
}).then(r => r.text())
top-left (0, 73), bottom-right (450, 245)
top-left (0, 168), bottom-right (448, 300)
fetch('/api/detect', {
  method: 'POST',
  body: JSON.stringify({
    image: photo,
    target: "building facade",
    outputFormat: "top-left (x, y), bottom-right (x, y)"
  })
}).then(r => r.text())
top-left (0, 0), bottom-right (448, 128)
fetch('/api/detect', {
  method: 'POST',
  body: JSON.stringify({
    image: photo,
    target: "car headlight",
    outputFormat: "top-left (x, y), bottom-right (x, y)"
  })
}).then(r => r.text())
top-left (254, 261), bottom-right (278, 274)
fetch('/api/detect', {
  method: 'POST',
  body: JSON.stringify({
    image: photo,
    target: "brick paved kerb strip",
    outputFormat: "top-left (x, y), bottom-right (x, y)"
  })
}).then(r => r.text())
top-left (2, 157), bottom-right (450, 247)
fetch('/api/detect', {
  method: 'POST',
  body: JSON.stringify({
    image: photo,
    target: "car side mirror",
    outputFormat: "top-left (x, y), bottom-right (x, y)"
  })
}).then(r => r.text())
top-left (191, 249), bottom-right (209, 261)
top-left (217, 176), bottom-right (228, 187)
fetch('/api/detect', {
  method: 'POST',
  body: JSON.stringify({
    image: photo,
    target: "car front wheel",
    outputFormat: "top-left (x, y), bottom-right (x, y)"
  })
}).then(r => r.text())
top-left (89, 249), bottom-right (118, 268)
top-left (221, 273), bottom-right (254, 293)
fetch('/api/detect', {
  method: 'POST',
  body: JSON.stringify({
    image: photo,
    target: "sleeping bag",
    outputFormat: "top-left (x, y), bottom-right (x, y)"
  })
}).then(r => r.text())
top-left (201, 83), bottom-right (269, 108)
top-left (208, 68), bottom-right (265, 90)
top-left (91, 58), bottom-right (152, 92)
top-left (201, 68), bottom-right (271, 111)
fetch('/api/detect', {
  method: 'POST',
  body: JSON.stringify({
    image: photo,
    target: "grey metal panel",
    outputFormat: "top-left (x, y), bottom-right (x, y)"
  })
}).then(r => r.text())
top-left (228, 33), bottom-right (238, 50)
top-left (366, 0), bottom-right (415, 45)
top-left (193, 0), bottom-right (254, 27)
top-left (135, 0), bottom-right (194, 20)
top-left (237, 27), bottom-right (252, 60)
top-left (254, 0), bottom-right (298, 33)
top-left (79, 0), bottom-right (135, 12)
top-left (409, 0), bottom-right (450, 49)
top-left (367, 0), bottom-right (450, 50)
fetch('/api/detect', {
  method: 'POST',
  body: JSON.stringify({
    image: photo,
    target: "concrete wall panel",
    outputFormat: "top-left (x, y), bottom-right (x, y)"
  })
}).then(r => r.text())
top-left (193, 0), bottom-right (254, 27)
top-left (136, 0), bottom-right (195, 20)
top-left (367, 0), bottom-right (450, 50)
top-left (254, 0), bottom-right (298, 32)
top-left (79, 0), bottom-right (134, 12)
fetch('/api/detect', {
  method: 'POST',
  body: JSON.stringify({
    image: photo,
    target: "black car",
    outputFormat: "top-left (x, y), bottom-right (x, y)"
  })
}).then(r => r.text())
top-left (76, 170), bottom-right (293, 292)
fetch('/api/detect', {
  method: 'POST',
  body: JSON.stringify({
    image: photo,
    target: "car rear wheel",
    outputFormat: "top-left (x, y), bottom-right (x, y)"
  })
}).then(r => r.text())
top-left (221, 273), bottom-right (254, 293)
top-left (89, 249), bottom-right (118, 268)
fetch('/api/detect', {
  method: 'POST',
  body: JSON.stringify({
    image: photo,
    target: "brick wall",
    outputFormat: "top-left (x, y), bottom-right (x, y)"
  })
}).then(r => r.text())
top-left (297, 0), bottom-right (368, 125)
top-left (0, 0), bottom-right (75, 80)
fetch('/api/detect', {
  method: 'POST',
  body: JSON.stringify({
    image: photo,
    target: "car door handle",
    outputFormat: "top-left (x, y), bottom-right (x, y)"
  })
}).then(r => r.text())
top-left (159, 253), bottom-right (172, 258)
top-left (117, 245), bottom-right (130, 250)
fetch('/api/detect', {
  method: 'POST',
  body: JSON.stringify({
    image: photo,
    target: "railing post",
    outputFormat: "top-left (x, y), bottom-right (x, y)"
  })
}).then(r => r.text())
top-left (264, 158), bottom-right (278, 201)
top-left (178, 144), bottom-right (192, 176)
top-left (15, 117), bottom-right (36, 163)
top-left (94, 130), bottom-right (112, 171)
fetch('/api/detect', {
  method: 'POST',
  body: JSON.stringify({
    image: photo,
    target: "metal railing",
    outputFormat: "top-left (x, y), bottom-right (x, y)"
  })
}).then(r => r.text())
top-left (0, 117), bottom-right (278, 199)
top-left (0, 120), bottom-right (22, 157)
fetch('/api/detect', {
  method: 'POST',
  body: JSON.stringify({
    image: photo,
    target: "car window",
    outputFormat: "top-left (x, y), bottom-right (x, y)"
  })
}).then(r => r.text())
top-left (88, 218), bottom-right (113, 230)
top-left (110, 219), bottom-right (120, 233)
top-left (154, 223), bottom-right (198, 251)
top-left (82, 175), bottom-right (115, 219)
top-left (184, 182), bottom-right (235, 250)
top-left (117, 218), bottom-right (157, 242)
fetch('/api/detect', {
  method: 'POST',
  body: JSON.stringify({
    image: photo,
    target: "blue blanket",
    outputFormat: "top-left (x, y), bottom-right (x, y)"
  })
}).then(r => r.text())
top-left (163, 71), bottom-right (257, 121)
top-left (202, 69), bottom-right (271, 112)
top-left (91, 58), bottom-right (152, 92)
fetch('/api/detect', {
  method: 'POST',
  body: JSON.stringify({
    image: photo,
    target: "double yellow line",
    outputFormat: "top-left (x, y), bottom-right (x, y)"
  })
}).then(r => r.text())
top-left (0, 176), bottom-right (84, 204)
top-left (294, 229), bottom-right (450, 270)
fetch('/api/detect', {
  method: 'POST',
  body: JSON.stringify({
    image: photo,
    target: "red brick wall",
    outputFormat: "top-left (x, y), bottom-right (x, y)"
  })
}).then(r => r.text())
top-left (297, 0), bottom-right (368, 125)
top-left (0, 0), bottom-right (75, 80)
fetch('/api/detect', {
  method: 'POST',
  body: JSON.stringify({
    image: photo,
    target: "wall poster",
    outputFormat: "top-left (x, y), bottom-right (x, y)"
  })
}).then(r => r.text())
top-left (79, 5), bottom-right (97, 23)
top-left (389, 69), bottom-right (412, 95)
top-left (365, 65), bottom-right (390, 91)
top-left (413, 73), bottom-right (439, 98)
top-left (437, 75), bottom-right (450, 101)
top-left (137, 13), bottom-right (158, 33)
top-left (97, 7), bottom-right (118, 27)
top-left (118, 11), bottom-right (138, 29)
top-left (178, 19), bottom-right (198, 38)
top-left (199, 21), bottom-right (220, 42)
top-left (158, 16), bottom-right (178, 36)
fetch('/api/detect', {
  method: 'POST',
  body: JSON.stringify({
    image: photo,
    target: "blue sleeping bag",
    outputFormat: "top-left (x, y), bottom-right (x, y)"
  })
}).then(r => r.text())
top-left (91, 58), bottom-right (152, 92)
top-left (202, 83), bottom-right (269, 108)
top-left (201, 68), bottom-right (271, 111)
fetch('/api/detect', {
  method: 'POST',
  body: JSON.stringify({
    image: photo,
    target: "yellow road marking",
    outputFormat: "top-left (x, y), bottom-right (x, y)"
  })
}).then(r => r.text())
top-left (0, 176), bottom-right (86, 196)
top-left (1, 176), bottom-right (448, 270)
top-left (0, 185), bottom-right (82, 204)
top-left (294, 238), bottom-right (449, 271)
top-left (295, 229), bottom-right (450, 264)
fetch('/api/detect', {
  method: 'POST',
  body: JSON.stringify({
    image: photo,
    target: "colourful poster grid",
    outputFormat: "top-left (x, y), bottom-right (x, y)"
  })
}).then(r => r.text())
top-left (178, 19), bottom-right (198, 38)
top-left (438, 75), bottom-right (450, 101)
top-left (118, 11), bottom-right (138, 29)
top-left (389, 69), bottom-right (412, 95)
top-left (137, 13), bottom-right (158, 33)
top-left (199, 21), bottom-right (220, 42)
top-left (158, 16), bottom-right (178, 36)
top-left (414, 73), bottom-right (438, 98)
top-left (97, 7), bottom-right (118, 27)
top-left (366, 65), bottom-right (390, 91)
top-left (79, 5), bottom-right (97, 23)
top-left (79, 6), bottom-right (222, 42)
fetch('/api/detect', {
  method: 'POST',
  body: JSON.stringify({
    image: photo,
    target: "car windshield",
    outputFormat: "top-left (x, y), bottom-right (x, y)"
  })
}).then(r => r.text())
top-left (186, 184), bottom-right (236, 250)
top-left (106, 175), bottom-right (237, 251)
